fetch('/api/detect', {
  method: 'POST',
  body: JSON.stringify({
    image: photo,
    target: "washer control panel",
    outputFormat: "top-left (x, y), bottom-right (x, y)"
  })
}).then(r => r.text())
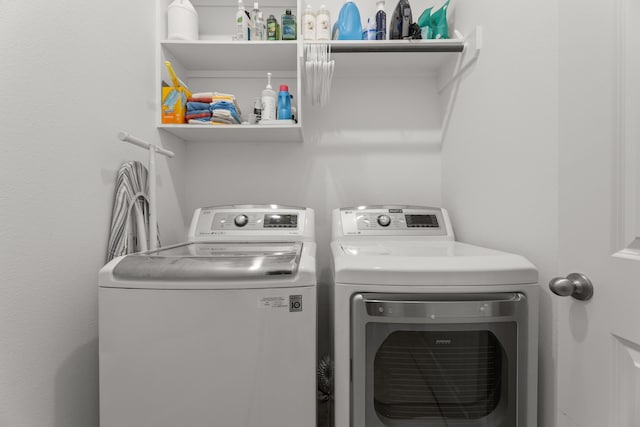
top-left (189, 205), bottom-right (313, 241)
top-left (212, 212), bottom-right (299, 231)
top-left (339, 206), bottom-right (450, 237)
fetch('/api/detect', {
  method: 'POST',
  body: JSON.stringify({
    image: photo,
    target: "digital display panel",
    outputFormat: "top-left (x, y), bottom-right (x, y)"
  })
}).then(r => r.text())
top-left (405, 214), bottom-right (439, 228)
top-left (263, 214), bottom-right (298, 228)
top-left (388, 209), bottom-right (403, 213)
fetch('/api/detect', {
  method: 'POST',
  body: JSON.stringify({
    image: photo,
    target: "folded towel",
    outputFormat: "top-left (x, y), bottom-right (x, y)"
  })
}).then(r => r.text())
top-left (186, 111), bottom-right (212, 120)
top-left (211, 109), bottom-right (241, 124)
top-left (188, 118), bottom-right (213, 124)
top-left (186, 101), bottom-right (211, 112)
top-left (187, 97), bottom-right (213, 103)
top-left (211, 101), bottom-right (241, 121)
top-left (212, 96), bottom-right (242, 116)
top-left (191, 91), bottom-right (214, 98)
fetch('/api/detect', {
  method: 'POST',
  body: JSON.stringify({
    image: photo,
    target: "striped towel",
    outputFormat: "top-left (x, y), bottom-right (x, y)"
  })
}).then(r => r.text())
top-left (106, 161), bottom-right (160, 262)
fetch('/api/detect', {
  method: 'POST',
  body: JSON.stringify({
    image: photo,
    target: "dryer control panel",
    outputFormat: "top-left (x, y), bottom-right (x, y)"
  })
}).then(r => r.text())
top-left (335, 206), bottom-right (453, 239)
top-left (189, 205), bottom-right (315, 242)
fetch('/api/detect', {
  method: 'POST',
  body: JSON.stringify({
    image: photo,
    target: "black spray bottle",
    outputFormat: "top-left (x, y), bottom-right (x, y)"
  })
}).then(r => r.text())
top-left (375, 0), bottom-right (386, 40)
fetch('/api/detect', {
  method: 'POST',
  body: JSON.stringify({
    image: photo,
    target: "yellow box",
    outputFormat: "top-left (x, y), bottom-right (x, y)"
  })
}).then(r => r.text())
top-left (161, 87), bottom-right (187, 124)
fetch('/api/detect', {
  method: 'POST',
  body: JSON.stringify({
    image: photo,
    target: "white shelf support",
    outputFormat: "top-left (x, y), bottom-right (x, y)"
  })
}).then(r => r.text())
top-left (117, 131), bottom-right (174, 251)
top-left (439, 26), bottom-right (483, 144)
top-left (439, 26), bottom-right (483, 93)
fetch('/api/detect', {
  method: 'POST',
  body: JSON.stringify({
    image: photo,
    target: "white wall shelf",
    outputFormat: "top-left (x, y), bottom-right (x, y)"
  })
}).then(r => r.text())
top-left (158, 123), bottom-right (303, 142)
top-left (161, 40), bottom-right (298, 72)
top-left (307, 39), bottom-right (464, 53)
top-left (157, 0), bottom-right (480, 145)
top-left (303, 34), bottom-right (472, 78)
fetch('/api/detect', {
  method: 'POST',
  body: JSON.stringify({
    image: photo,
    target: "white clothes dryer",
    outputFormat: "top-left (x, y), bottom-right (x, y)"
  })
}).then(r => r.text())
top-left (99, 205), bottom-right (316, 427)
top-left (330, 206), bottom-right (539, 427)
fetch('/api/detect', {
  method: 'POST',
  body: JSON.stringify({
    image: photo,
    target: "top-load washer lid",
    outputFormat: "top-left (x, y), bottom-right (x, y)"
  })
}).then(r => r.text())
top-left (331, 240), bottom-right (538, 286)
top-left (109, 241), bottom-right (303, 282)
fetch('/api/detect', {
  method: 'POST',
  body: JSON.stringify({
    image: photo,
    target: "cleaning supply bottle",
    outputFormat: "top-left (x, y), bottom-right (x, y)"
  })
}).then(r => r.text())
top-left (253, 11), bottom-right (265, 40)
top-left (315, 4), bottom-right (331, 40)
top-left (277, 85), bottom-right (292, 120)
top-left (258, 12), bottom-right (267, 40)
top-left (375, 0), bottom-right (386, 40)
top-left (261, 72), bottom-right (276, 121)
top-left (235, 0), bottom-right (250, 40)
top-left (167, 0), bottom-right (199, 40)
top-left (282, 9), bottom-right (297, 40)
top-left (364, 17), bottom-right (376, 40)
top-left (251, 2), bottom-right (262, 40)
top-left (302, 4), bottom-right (316, 40)
top-left (267, 14), bottom-right (278, 40)
top-left (334, 0), bottom-right (362, 40)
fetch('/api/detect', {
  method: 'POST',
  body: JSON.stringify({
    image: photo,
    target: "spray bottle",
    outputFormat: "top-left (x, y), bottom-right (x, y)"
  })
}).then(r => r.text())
top-left (375, 0), bottom-right (386, 40)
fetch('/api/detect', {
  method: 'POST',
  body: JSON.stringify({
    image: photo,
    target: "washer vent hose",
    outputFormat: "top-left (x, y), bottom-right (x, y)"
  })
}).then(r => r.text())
top-left (317, 354), bottom-right (333, 401)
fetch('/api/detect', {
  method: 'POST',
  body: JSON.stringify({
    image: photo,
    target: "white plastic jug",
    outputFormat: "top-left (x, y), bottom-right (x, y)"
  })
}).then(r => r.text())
top-left (168, 0), bottom-right (199, 40)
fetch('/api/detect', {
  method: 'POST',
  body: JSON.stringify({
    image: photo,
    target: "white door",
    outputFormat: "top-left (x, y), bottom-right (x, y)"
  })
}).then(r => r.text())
top-left (558, 0), bottom-right (640, 426)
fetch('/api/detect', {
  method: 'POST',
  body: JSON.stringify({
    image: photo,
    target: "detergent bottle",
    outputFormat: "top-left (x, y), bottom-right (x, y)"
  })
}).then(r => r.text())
top-left (316, 4), bottom-right (331, 40)
top-left (167, 0), bottom-right (199, 40)
top-left (277, 85), bottom-right (292, 120)
top-left (333, 0), bottom-right (362, 40)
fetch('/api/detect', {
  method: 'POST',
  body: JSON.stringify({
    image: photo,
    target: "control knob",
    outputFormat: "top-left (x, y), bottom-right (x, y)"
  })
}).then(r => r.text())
top-left (377, 215), bottom-right (391, 227)
top-left (234, 214), bottom-right (249, 227)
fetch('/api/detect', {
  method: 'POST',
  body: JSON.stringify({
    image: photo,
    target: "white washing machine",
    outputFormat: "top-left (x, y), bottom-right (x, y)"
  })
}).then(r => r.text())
top-left (99, 205), bottom-right (316, 427)
top-left (330, 206), bottom-right (539, 427)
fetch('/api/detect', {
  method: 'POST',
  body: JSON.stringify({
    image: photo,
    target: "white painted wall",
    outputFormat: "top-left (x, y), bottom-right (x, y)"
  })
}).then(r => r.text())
top-left (441, 2), bottom-right (559, 427)
top-left (0, 2), bottom-right (186, 426)
top-left (185, 73), bottom-right (443, 352)
top-left (1, 1), bottom-right (561, 427)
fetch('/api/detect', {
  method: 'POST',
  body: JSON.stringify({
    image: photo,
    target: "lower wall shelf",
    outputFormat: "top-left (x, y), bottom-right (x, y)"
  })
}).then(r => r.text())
top-left (158, 124), bottom-right (303, 143)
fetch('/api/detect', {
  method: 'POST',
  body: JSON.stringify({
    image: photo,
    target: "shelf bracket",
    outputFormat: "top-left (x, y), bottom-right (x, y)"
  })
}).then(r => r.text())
top-left (439, 26), bottom-right (482, 94)
top-left (439, 26), bottom-right (483, 143)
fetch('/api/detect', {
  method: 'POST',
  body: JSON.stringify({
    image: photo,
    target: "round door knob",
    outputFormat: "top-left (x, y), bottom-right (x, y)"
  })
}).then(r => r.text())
top-left (234, 214), bottom-right (249, 227)
top-left (377, 215), bottom-right (391, 227)
top-left (549, 273), bottom-right (594, 301)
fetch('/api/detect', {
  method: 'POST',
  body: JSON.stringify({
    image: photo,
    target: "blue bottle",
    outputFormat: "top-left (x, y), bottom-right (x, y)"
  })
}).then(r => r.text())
top-left (277, 84), bottom-right (291, 120)
top-left (334, 0), bottom-right (362, 40)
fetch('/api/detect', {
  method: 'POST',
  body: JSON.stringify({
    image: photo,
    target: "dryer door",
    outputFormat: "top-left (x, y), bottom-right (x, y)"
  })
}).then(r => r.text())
top-left (350, 293), bottom-right (528, 427)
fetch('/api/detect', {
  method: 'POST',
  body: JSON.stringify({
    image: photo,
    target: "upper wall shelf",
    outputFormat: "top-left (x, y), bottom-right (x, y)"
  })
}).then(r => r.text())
top-left (161, 40), bottom-right (298, 72)
top-left (303, 37), bottom-right (469, 77)
top-left (306, 39), bottom-right (465, 53)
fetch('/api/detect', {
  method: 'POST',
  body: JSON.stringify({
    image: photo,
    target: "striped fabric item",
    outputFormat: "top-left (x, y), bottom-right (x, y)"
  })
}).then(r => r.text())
top-left (106, 161), bottom-right (161, 262)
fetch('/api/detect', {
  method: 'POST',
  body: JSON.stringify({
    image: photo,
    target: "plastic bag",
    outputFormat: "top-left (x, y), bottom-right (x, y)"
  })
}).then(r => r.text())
top-left (430, 0), bottom-right (449, 39)
top-left (417, 7), bottom-right (433, 39)
top-left (417, 0), bottom-right (450, 40)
